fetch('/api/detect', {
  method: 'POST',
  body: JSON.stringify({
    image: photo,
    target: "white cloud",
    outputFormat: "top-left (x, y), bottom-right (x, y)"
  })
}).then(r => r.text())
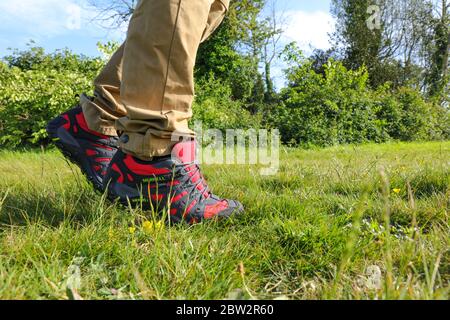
top-left (283, 10), bottom-right (335, 53)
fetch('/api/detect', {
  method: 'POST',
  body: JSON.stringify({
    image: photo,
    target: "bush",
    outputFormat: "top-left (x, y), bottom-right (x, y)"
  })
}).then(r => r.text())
top-left (270, 59), bottom-right (386, 146)
top-left (0, 46), bottom-right (103, 147)
top-left (269, 54), bottom-right (449, 147)
top-left (192, 75), bottom-right (260, 131)
top-left (375, 85), bottom-right (449, 141)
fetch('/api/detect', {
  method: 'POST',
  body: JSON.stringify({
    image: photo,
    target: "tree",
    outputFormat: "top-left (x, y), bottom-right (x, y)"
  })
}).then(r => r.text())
top-left (194, 0), bottom-right (267, 110)
top-left (227, 0), bottom-right (286, 104)
top-left (331, 0), bottom-right (438, 89)
top-left (426, 0), bottom-right (450, 101)
top-left (87, 0), bottom-right (136, 29)
top-left (196, 0), bottom-right (286, 110)
top-left (331, 0), bottom-right (383, 76)
top-left (227, 0), bottom-right (272, 106)
top-left (261, 0), bottom-right (287, 101)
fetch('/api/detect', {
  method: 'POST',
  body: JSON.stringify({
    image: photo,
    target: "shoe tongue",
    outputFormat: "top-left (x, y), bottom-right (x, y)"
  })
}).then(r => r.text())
top-left (171, 141), bottom-right (197, 164)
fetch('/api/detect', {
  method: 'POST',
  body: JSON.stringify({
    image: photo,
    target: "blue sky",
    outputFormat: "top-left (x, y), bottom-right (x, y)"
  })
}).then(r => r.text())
top-left (0, 0), bottom-right (333, 58)
top-left (277, 0), bottom-right (331, 12)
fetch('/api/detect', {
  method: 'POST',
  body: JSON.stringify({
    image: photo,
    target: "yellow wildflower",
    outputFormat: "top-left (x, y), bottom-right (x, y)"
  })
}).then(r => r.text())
top-left (142, 220), bottom-right (164, 234)
top-left (128, 226), bottom-right (136, 234)
top-left (142, 221), bottom-right (153, 234)
top-left (392, 188), bottom-right (401, 194)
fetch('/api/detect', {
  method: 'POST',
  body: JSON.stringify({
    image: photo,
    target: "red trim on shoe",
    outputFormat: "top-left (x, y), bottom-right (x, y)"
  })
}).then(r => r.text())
top-left (62, 114), bottom-right (70, 130)
top-left (75, 112), bottom-right (110, 138)
top-left (111, 163), bottom-right (124, 183)
top-left (167, 180), bottom-right (181, 187)
top-left (191, 172), bottom-right (200, 183)
top-left (185, 200), bottom-right (198, 218)
top-left (123, 155), bottom-right (171, 175)
top-left (86, 149), bottom-right (97, 157)
top-left (171, 191), bottom-right (188, 204)
top-left (171, 141), bottom-right (196, 163)
top-left (204, 200), bottom-right (229, 219)
top-left (151, 194), bottom-right (163, 201)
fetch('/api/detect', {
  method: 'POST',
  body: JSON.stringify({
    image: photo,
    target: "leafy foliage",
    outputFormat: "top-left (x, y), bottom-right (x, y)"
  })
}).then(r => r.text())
top-left (331, 0), bottom-right (449, 103)
top-left (192, 76), bottom-right (259, 131)
top-left (268, 45), bottom-right (449, 147)
top-left (0, 46), bottom-right (103, 146)
top-left (196, 0), bottom-right (280, 114)
top-left (0, 45), bottom-right (259, 147)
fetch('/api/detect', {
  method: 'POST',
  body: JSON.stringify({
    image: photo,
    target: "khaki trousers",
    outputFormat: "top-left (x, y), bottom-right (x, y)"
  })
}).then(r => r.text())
top-left (81, 0), bottom-right (229, 159)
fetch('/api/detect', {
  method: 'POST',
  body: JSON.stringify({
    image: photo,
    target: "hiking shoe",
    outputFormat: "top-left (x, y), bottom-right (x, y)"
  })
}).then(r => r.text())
top-left (103, 141), bottom-right (244, 224)
top-left (47, 106), bottom-right (119, 192)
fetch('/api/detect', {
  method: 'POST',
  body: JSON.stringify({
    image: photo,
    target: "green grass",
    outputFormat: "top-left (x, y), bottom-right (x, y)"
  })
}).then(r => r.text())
top-left (0, 141), bottom-right (448, 300)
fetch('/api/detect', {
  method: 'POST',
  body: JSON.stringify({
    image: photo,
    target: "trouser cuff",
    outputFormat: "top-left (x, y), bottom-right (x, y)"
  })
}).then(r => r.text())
top-left (80, 93), bottom-right (118, 136)
top-left (117, 131), bottom-right (183, 160)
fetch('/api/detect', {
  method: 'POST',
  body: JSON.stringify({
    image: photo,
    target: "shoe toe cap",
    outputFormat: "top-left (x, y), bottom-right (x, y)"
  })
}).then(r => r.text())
top-left (217, 199), bottom-right (245, 218)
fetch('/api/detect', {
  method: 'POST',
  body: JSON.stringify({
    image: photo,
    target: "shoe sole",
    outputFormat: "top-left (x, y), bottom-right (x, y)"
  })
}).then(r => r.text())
top-left (47, 117), bottom-right (104, 192)
top-left (106, 179), bottom-right (244, 221)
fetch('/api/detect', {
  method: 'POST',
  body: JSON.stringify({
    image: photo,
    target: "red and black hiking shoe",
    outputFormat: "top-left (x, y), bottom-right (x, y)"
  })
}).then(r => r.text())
top-left (46, 106), bottom-right (119, 192)
top-left (103, 141), bottom-right (244, 224)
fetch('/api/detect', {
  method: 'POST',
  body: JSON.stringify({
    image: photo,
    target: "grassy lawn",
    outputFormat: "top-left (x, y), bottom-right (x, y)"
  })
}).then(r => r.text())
top-left (0, 141), bottom-right (448, 300)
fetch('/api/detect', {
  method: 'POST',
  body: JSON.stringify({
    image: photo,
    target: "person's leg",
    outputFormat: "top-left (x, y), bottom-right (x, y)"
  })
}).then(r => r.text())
top-left (81, 0), bottom-right (229, 140)
top-left (80, 0), bottom-right (229, 139)
top-left (200, 0), bottom-right (229, 42)
top-left (115, 0), bottom-right (230, 160)
top-left (104, 0), bottom-right (243, 223)
top-left (81, 43), bottom-right (127, 137)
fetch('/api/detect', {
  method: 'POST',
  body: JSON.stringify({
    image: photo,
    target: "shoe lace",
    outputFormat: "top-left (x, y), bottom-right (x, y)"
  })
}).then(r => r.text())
top-left (175, 162), bottom-right (211, 201)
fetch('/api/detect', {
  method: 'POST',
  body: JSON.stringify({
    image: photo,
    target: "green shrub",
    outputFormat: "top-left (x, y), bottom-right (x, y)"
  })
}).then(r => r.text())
top-left (0, 47), bottom-right (103, 147)
top-left (393, 87), bottom-right (449, 141)
top-left (270, 55), bottom-right (449, 146)
top-left (192, 75), bottom-right (260, 131)
top-left (270, 59), bottom-right (386, 146)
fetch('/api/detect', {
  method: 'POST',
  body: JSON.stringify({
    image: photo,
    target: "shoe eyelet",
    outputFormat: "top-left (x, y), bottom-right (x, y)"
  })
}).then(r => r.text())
top-left (120, 135), bottom-right (129, 144)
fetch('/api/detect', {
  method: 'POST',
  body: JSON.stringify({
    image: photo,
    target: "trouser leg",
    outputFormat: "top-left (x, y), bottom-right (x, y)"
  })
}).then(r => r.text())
top-left (81, 43), bottom-right (127, 137)
top-left (116, 0), bottom-right (229, 159)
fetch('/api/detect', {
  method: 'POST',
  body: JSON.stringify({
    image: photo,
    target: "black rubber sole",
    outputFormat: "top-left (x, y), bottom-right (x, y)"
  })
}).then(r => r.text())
top-left (47, 117), bottom-right (104, 192)
top-left (105, 179), bottom-right (245, 222)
